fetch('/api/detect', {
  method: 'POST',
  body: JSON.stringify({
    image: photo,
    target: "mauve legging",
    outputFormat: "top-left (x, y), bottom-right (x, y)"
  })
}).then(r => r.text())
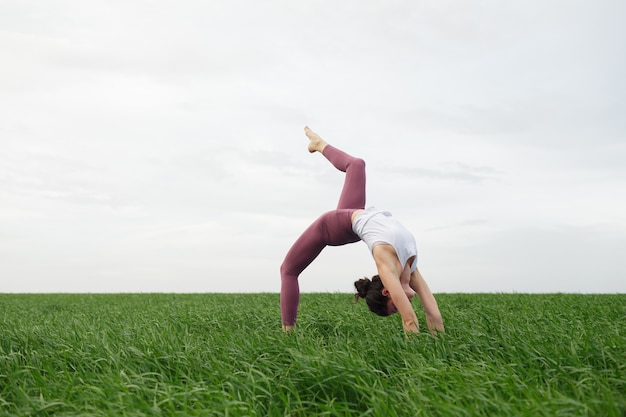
top-left (280, 145), bottom-right (366, 326)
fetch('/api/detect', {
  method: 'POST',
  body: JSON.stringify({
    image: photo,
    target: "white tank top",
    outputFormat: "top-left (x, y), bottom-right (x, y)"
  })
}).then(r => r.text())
top-left (352, 207), bottom-right (418, 272)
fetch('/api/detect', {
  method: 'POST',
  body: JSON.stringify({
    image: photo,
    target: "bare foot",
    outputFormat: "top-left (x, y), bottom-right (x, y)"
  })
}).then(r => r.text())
top-left (304, 126), bottom-right (328, 153)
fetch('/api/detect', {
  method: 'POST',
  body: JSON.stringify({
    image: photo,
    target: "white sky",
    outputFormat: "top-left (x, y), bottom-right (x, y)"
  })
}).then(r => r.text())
top-left (1, 0), bottom-right (625, 293)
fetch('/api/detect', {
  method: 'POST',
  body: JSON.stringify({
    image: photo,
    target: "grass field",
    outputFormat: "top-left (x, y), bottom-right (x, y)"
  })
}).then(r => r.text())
top-left (0, 293), bottom-right (624, 416)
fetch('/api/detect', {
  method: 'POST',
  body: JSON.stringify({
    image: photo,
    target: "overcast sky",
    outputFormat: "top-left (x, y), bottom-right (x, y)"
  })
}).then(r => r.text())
top-left (1, 0), bottom-right (624, 294)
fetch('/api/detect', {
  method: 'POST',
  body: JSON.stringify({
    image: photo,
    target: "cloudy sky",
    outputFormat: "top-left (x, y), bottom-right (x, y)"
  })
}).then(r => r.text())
top-left (1, 0), bottom-right (624, 294)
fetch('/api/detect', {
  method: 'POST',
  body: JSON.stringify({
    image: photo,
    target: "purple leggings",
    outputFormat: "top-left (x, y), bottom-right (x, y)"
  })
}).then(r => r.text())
top-left (280, 145), bottom-right (366, 326)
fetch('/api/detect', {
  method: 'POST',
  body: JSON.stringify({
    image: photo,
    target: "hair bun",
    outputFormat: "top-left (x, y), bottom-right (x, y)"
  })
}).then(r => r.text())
top-left (354, 277), bottom-right (371, 299)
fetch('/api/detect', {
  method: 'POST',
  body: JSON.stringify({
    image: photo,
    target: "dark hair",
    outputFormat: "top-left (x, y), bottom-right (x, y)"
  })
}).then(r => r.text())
top-left (354, 275), bottom-right (391, 316)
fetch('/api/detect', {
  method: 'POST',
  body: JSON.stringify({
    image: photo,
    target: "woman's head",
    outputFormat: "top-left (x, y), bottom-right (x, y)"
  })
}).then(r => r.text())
top-left (354, 275), bottom-right (391, 316)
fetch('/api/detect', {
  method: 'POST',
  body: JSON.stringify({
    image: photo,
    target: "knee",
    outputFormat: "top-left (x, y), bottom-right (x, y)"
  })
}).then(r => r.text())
top-left (350, 158), bottom-right (366, 170)
top-left (280, 262), bottom-right (295, 280)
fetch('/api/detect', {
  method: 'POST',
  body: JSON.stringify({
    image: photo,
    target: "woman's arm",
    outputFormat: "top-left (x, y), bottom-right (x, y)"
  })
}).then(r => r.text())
top-left (373, 245), bottom-right (420, 333)
top-left (410, 267), bottom-right (445, 335)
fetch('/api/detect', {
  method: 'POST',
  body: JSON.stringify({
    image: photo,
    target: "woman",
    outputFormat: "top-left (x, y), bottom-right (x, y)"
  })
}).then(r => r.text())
top-left (280, 127), bottom-right (445, 335)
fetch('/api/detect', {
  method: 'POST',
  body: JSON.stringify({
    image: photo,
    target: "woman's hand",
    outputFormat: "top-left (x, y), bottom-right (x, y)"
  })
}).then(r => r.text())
top-left (426, 313), bottom-right (445, 336)
top-left (402, 318), bottom-right (420, 334)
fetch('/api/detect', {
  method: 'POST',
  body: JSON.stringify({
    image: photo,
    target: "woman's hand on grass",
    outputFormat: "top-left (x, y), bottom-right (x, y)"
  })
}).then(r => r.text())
top-left (426, 314), bottom-right (445, 336)
top-left (402, 318), bottom-right (420, 334)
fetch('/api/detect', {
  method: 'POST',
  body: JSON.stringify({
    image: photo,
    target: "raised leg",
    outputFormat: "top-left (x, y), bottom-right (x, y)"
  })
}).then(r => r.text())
top-left (305, 127), bottom-right (366, 210)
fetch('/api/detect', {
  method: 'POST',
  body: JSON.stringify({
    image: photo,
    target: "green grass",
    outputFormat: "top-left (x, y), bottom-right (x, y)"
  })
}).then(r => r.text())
top-left (0, 293), bottom-right (624, 416)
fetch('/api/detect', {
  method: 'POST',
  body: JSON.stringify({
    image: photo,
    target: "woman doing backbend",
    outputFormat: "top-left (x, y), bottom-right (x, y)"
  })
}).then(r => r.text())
top-left (280, 127), bottom-right (445, 335)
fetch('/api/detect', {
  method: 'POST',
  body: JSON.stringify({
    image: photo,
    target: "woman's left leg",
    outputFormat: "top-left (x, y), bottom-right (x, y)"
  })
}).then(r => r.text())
top-left (280, 219), bottom-right (326, 327)
top-left (280, 210), bottom-right (359, 326)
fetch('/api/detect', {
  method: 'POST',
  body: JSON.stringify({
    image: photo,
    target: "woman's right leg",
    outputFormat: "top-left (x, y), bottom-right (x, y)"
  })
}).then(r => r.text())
top-left (305, 127), bottom-right (366, 210)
